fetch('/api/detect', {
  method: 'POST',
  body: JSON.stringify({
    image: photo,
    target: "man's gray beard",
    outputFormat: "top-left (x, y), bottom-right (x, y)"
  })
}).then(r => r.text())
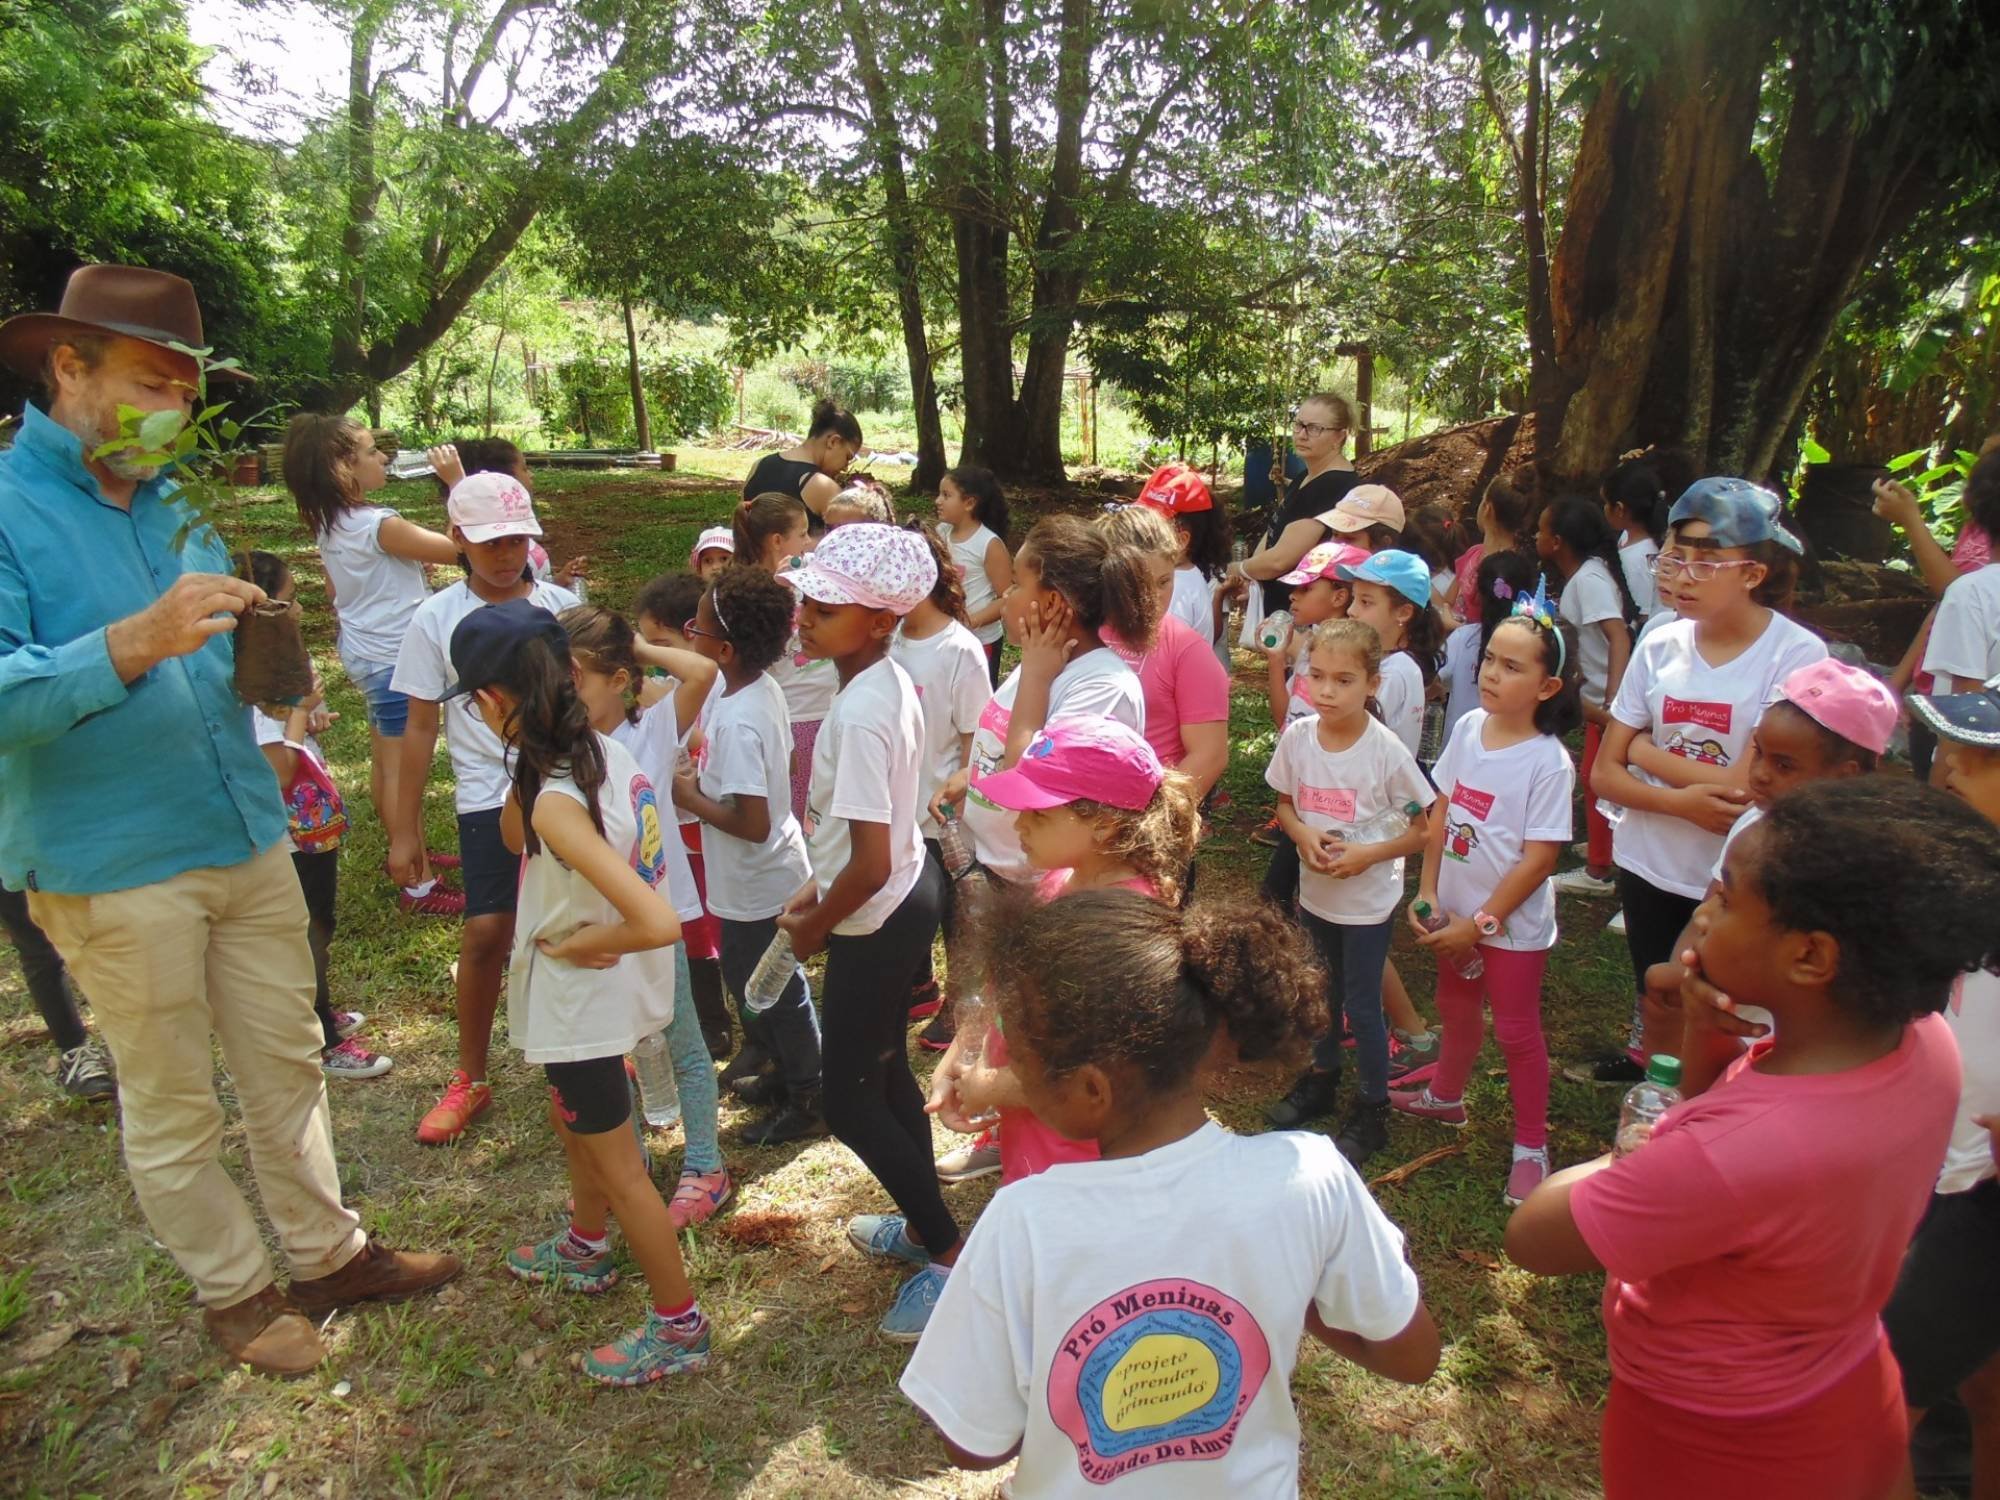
top-left (101, 450), bottom-right (166, 482)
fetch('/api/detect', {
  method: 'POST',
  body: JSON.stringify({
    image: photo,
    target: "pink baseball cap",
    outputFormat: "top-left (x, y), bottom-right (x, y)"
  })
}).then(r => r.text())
top-left (689, 526), bottom-right (735, 564)
top-left (1278, 540), bottom-right (1372, 587)
top-left (448, 472), bottom-right (541, 543)
top-left (1774, 659), bottom-right (1899, 756)
top-left (973, 716), bottom-right (1163, 812)
top-left (1319, 483), bottom-right (1406, 535)
top-left (786, 521), bottom-right (937, 614)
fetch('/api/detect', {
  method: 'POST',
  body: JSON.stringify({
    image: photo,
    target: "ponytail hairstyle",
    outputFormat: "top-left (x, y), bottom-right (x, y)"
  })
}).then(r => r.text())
top-left (1490, 613), bottom-right (1582, 737)
top-left (984, 888), bottom-right (1327, 1096)
top-left (1178, 495), bottom-right (1232, 582)
top-left (559, 604), bottom-right (644, 726)
top-left (1544, 493), bottom-right (1642, 626)
top-left (282, 412), bottom-right (367, 537)
top-left (1480, 465), bottom-right (1541, 544)
top-left (1403, 502), bottom-right (1469, 575)
top-left (488, 629), bottom-right (608, 858)
top-left (734, 491), bottom-right (809, 567)
top-left (808, 397), bottom-right (863, 447)
top-left (1602, 459), bottom-right (1671, 543)
top-left (1401, 596), bottom-right (1445, 688)
top-left (1474, 548), bottom-right (1541, 650)
top-left (1020, 514), bottom-right (1160, 652)
top-left (945, 464), bottom-right (1010, 542)
top-left (1642, 446), bottom-right (1700, 509)
top-left (1097, 500), bottom-right (1180, 565)
top-left (1297, 391), bottom-right (1355, 439)
top-left (708, 564), bottom-right (797, 675)
top-left (1067, 768), bottom-right (1202, 906)
top-left (908, 521), bottom-right (970, 624)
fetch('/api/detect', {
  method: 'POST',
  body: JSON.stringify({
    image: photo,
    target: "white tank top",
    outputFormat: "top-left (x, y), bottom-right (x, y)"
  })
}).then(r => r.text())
top-left (938, 521), bottom-right (1004, 644)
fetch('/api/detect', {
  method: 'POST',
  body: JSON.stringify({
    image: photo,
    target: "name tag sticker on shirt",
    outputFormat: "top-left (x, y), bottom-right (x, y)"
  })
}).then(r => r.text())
top-left (1047, 1279), bottom-right (1271, 1484)
top-left (1296, 785), bottom-right (1357, 820)
top-left (1450, 784), bottom-right (1496, 820)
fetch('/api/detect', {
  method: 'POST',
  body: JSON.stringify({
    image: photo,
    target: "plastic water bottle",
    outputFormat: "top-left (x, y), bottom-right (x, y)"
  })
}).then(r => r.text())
top-left (1342, 799), bottom-right (1425, 846)
top-left (631, 1029), bottom-right (681, 1127)
top-left (1256, 608), bottom-right (1294, 651)
top-left (387, 450), bottom-right (435, 480)
top-left (935, 804), bottom-right (976, 879)
top-left (1615, 1054), bottom-right (1683, 1157)
top-left (951, 995), bottom-right (1002, 1127)
top-left (569, 573), bottom-right (590, 603)
top-left (1412, 899), bottom-right (1485, 980)
top-left (743, 930), bottom-right (798, 1013)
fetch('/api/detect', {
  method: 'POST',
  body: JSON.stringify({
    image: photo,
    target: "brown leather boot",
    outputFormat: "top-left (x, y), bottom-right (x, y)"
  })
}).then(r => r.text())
top-left (203, 1285), bottom-right (326, 1378)
top-left (288, 1236), bottom-right (463, 1319)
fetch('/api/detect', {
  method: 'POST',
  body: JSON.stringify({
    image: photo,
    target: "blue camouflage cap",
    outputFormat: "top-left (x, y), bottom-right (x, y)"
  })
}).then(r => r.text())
top-left (1668, 477), bottom-right (1804, 555)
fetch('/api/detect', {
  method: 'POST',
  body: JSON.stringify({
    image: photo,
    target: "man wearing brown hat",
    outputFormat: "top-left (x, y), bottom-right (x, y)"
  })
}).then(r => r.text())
top-left (0, 266), bottom-right (460, 1375)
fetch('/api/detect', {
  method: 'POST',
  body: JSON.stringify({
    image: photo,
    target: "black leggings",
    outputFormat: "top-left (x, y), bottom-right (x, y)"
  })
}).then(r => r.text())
top-left (0, 883), bottom-right (86, 1052)
top-left (291, 850), bottom-right (343, 1050)
top-left (1614, 866), bottom-right (1702, 993)
top-left (1261, 837), bottom-right (1300, 911)
top-left (821, 858), bottom-right (957, 1255)
top-left (914, 839), bottom-right (961, 990)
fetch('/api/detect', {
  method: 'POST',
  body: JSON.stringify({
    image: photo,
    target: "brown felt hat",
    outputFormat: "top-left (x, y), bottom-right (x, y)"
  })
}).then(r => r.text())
top-left (0, 265), bottom-right (251, 383)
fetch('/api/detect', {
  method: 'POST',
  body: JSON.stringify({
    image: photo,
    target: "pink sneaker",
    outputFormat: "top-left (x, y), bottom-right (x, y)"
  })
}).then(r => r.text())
top-left (668, 1167), bottom-right (733, 1230)
top-left (1504, 1151), bottom-right (1550, 1206)
top-left (1388, 1086), bottom-right (1467, 1127)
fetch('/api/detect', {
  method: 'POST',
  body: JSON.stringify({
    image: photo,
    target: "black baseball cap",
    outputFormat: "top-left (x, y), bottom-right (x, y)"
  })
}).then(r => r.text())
top-left (442, 598), bottom-right (570, 699)
top-left (1908, 672), bottom-right (2000, 750)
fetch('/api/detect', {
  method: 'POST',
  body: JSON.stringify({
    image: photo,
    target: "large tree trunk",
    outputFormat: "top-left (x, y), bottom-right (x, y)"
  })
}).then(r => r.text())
top-left (839, 0), bottom-right (945, 490)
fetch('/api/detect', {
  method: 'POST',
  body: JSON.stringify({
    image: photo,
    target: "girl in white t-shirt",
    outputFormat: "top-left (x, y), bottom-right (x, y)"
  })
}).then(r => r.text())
top-left (936, 515), bottom-right (1155, 886)
top-left (450, 600), bottom-right (709, 1388)
top-left (1585, 478), bottom-right (1824, 1084)
top-left (735, 490), bottom-right (834, 821)
top-left (1396, 603), bottom-right (1578, 1206)
top-left (1602, 457), bottom-right (1672, 620)
top-left (1341, 548), bottom-right (1441, 757)
top-left (1441, 549), bottom-right (1540, 754)
top-left (283, 414), bottom-right (460, 897)
top-left (1263, 620), bottom-right (1433, 1168)
top-left (1539, 495), bottom-right (1637, 889)
top-left (779, 525), bottom-right (960, 1342)
top-left (936, 465), bottom-right (1014, 684)
top-left (562, 603), bottom-right (733, 1231)
top-left (901, 888), bottom-right (1439, 1496)
top-left (891, 528), bottom-right (993, 1044)
top-left (671, 565), bottom-right (823, 1148)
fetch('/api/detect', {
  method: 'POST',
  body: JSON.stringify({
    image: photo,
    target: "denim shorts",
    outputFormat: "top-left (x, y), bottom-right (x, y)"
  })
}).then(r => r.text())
top-left (345, 658), bottom-right (409, 738)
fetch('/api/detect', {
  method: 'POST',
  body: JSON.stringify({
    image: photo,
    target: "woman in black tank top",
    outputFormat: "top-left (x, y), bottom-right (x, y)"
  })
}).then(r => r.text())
top-left (743, 398), bottom-right (864, 532)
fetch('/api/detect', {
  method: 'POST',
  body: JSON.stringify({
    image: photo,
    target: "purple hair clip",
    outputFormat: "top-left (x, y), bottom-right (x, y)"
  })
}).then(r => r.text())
top-left (1491, 579), bottom-right (1516, 601)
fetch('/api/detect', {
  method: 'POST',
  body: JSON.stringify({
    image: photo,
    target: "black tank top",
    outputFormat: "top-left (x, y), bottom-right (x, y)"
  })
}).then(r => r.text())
top-left (743, 453), bottom-right (828, 533)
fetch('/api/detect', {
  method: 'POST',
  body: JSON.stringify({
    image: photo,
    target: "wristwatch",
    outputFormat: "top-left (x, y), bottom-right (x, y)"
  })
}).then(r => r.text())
top-left (1472, 910), bottom-right (1502, 938)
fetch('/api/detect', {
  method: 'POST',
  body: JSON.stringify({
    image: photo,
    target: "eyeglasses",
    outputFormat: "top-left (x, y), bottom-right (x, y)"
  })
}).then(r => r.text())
top-left (1648, 554), bottom-right (1758, 583)
top-left (1291, 419), bottom-right (1339, 439)
top-left (682, 617), bottom-right (729, 642)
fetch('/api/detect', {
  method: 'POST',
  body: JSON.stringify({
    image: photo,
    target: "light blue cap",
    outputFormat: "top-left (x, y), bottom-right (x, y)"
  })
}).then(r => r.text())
top-left (1336, 548), bottom-right (1433, 608)
top-left (1669, 477), bottom-right (1804, 555)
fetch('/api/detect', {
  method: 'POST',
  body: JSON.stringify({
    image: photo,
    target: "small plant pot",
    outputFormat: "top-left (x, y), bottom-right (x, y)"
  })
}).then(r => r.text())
top-left (233, 599), bottom-right (315, 706)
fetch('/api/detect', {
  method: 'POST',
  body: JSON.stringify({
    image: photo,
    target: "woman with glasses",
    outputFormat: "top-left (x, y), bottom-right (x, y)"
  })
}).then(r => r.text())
top-left (1238, 392), bottom-right (1363, 617)
top-left (1567, 478), bottom-right (1825, 1089)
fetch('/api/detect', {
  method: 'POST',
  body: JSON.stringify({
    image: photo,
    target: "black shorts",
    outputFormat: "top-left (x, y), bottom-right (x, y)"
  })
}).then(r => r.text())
top-left (456, 807), bottom-right (519, 919)
top-left (542, 1055), bottom-right (633, 1136)
top-left (1884, 1177), bottom-right (2000, 1408)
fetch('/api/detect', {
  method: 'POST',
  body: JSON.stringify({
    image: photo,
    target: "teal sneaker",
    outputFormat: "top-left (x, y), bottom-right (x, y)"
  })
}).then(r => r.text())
top-left (847, 1213), bottom-right (931, 1268)
top-left (879, 1264), bottom-right (949, 1343)
top-left (581, 1309), bottom-right (712, 1386)
top-left (506, 1231), bottom-right (619, 1293)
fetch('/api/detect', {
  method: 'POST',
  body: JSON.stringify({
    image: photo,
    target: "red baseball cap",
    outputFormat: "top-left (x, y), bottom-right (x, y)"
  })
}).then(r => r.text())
top-left (1136, 463), bottom-right (1214, 516)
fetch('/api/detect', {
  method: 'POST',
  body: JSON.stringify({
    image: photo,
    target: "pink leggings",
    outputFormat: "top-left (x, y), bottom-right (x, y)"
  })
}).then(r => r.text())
top-left (1430, 945), bottom-right (1551, 1150)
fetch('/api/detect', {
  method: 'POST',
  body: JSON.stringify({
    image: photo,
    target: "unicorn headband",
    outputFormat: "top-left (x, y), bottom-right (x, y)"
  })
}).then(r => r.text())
top-left (1510, 574), bottom-right (1565, 674)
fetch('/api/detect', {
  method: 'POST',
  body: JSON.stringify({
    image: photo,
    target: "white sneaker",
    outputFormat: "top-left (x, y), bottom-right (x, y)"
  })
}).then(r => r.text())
top-left (322, 1037), bottom-right (393, 1079)
top-left (1569, 841), bottom-right (1591, 860)
top-left (936, 1138), bottom-right (1002, 1184)
top-left (1553, 868), bottom-right (1617, 897)
top-left (1607, 908), bottom-right (1627, 933)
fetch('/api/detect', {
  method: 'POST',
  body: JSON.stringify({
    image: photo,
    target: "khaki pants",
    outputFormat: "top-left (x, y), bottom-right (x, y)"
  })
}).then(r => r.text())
top-left (30, 843), bottom-right (363, 1307)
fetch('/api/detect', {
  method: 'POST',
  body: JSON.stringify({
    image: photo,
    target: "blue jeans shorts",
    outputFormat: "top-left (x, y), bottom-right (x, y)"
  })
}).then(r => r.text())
top-left (346, 658), bottom-right (410, 738)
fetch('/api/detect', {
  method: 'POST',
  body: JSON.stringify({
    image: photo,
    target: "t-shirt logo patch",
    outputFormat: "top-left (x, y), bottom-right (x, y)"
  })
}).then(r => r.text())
top-left (1296, 785), bottom-right (1356, 820)
top-left (1450, 784), bottom-right (1495, 820)
top-left (1047, 1279), bottom-right (1270, 1485)
top-left (1444, 816), bottom-right (1483, 862)
top-left (1662, 698), bottom-right (1734, 765)
top-left (630, 776), bottom-right (666, 888)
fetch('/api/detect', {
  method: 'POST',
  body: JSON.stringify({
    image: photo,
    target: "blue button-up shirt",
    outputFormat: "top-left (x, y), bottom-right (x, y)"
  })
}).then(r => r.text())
top-left (0, 403), bottom-right (285, 895)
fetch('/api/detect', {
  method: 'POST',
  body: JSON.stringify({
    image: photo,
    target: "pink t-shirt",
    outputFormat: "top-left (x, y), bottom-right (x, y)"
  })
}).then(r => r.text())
top-left (988, 871), bottom-right (1160, 1183)
top-left (1570, 1014), bottom-right (1959, 1417)
top-left (1452, 543), bottom-right (1485, 613)
top-left (1109, 614), bottom-right (1231, 769)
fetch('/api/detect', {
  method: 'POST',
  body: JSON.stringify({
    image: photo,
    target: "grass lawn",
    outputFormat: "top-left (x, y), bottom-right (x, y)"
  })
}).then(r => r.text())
top-left (0, 458), bottom-right (1635, 1498)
